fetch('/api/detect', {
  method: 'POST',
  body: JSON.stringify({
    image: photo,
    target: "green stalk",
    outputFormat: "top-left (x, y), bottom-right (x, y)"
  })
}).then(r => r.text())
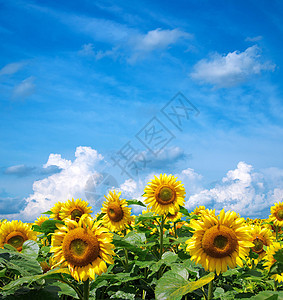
top-left (174, 222), bottom-right (177, 239)
top-left (274, 280), bottom-right (278, 291)
top-left (159, 215), bottom-right (165, 259)
top-left (207, 280), bottom-right (213, 300)
top-left (124, 248), bottom-right (129, 271)
top-left (83, 278), bottom-right (90, 300)
top-left (275, 226), bottom-right (279, 241)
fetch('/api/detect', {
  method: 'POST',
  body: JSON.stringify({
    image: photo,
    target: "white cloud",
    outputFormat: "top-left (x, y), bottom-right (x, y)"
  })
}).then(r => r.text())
top-left (78, 43), bottom-right (95, 56)
top-left (245, 36), bottom-right (263, 42)
top-left (12, 147), bottom-right (103, 221)
top-left (134, 28), bottom-right (191, 52)
top-left (0, 62), bottom-right (25, 76)
top-left (190, 45), bottom-right (275, 87)
top-left (185, 162), bottom-right (283, 218)
top-left (12, 76), bottom-right (35, 99)
top-left (129, 28), bottom-right (191, 62)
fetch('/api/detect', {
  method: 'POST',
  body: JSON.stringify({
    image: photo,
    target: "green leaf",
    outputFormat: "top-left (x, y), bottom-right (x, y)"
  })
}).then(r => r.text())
top-left (0, 249), bottom-right (42, 276)
top-left (124, 231), bottom-right (146, 244)
top-left (179, 206), bottom-right (190, 217)
top-left (274, 248), bottom-right (283, 263)
top-left (155, 271), bottom-right (215, 300)
top-left (110, 291), bottom-right (135, 299)
top-left (3, 244), bottom-right (18, 251)
top-left (21, 240), bottom-right (40, 259)
top-left (150, 251), bottom-right (178, 273)
top-left (214, 287), bottom-right (225, 298)
top-left (42, 210), bottom-right (53, 215)
top-left (2, 268), bottom-right (69, 294)
top-left (136, 212), bottom-right (158, 222)
top-left (51, 281), bottom-right (79, 299)
top-left (126, 199), bottom-right (146, 207)
top-left (170, 264), bottom-right (189, 280)
top-left (249, 291), bottom-right (283, 300)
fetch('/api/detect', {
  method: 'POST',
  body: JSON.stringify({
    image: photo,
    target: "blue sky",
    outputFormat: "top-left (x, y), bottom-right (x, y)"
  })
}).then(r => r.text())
top-left (0, 0), bottom-right (283, 221)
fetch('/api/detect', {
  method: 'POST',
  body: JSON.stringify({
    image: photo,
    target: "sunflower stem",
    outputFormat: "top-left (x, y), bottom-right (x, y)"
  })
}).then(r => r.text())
top-left (159, 215), bottom-right (165, 259)
top-left (83, 278), bottom-right (90, 300)
top-left (275, 226), bottom-right (279, 241)
top-left (274, 280), bottom-right (278, 291)
top-left (207, 280), bottom-right (213, 300)
top-left (174, 222), bottom-right (177, 239)
top-left (124, 248), bottom-right (129, 271)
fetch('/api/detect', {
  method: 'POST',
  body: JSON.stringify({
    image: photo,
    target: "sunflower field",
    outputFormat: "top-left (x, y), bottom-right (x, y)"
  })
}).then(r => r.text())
top-left (1, 174), bottom-right (283, 299)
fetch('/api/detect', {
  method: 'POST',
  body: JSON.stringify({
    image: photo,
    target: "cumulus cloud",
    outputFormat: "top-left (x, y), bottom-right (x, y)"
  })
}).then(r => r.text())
top-left (0, 62), bottom-right (25, 76)
top-left (11, 147), bottom-right (104, 221)
top-left (190, 45), bottom-right (275, 87)
top-left (12, 76), bottom-right (36, 99)
top-left (185, 162), bottom-right (283, 218)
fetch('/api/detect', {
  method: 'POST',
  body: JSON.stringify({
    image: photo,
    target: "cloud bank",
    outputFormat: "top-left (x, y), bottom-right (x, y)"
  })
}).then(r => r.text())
top-left (190, 46), bottom-right (275, 87)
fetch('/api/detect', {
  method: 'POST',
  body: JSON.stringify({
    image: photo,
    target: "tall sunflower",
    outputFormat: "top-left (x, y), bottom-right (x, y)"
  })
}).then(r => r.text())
top-left (51, 214), bottom-right (115, 281)
top-left (269, 202), bottom-right (283, 227)
top-left (143, 174), bottom-right (185, 216)
top-left (0, 220), bottom-right (37, 251)
top-left (60, 199), bottom-right (92, 222)
top-left (249, 225), bottom-right (274, 261)
top-left (101, 190), bottom-right (133, 232)
top-left (263, 242), bottom-right (283, 283)
top-left (186, 209), bottom-right (253, 275)
top-left (50, 201), bottom-right (63, 220)
top-left (34, 215), bottom-right (50, 227)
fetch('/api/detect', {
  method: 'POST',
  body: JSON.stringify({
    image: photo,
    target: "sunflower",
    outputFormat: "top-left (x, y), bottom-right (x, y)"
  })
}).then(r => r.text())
top-left (186, 209), bottom-right (253, 275)
top-left (50, 201), bottom-right (63, 220)
top-left (101, 190), bottom-right (133, 232)
top-left (51, 214), bottom-right (115, 281)
top-left (143, 174), bottom-right (186, 216)
top-left (167, 211), bottom-right (183, 223)
top-left (249, 225), bottom-right (274, 261)
top-left (34, 215), bottom-right (50, 227)
top-left (269, 202), bottom-right (283, 227)
top-left (263, 242), bottom-right (283, 283)
top-left (60, 199), bottom-right (93, 222)
top-left (191, 206), bottom-right (215, 217)
top-left (0, 220), bottom-right (37, 251)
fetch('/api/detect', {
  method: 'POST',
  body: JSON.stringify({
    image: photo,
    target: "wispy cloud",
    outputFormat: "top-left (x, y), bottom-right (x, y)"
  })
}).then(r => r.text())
top-left (3, 164), bottom-right (62, 177)
top-left (245, 36), bottom-right (263, 42)
top-left (0, 62), bottom-right (25, 76)
top-left (190, 45), bottom-right (276, 87)
top-left (12, 76), bottom-right (35, 99)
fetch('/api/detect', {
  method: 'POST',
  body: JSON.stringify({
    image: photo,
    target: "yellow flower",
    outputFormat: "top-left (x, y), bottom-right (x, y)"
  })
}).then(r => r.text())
top-left (101, 190), bottom-right (134, 232)
top-left (50, 202), bottom-right (63, 220)
top-left (34, 215), bottom-right (50, 227)
top-left (249, 225), bottom-right (274, 262)
top-left (166, 212), bottom-right (183, 223)
top-left (186, 209), bottom-right (253, 275)
top-left (263, 242), bottom-right (283, 283)
top-left (51, 214), bottom-right (115, 281)
top-left (0, 220), bottom-right (37, 251)
top-left (269, 202), bottom-right (283, 227)
top-left (60, 199), bottom-right (92, 222)
top-left (191, 206), bottom-right (215, 217)
top-left (143, 174), bottom-right (185, 216)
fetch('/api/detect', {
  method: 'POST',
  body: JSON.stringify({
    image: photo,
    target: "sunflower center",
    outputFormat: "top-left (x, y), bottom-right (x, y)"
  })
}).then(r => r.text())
top-left (156, 185), bottom-right (176, 205)
top-left (107, 202), bottom-right (124, 222)
top-left (5, 231), bottom-right (27, 251)
top-left (213, 235), bottom-right (228, 249)
top-left (202, 225), bottom-right (238, 258)
top-left (252, 238), bottom-right (264, 253)
top-left (62, 228), bottom-right (100, 267)
top-left (71, 208), bottom-right (84, 221)
top-left (277, 209), bottom-right (283, 220)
